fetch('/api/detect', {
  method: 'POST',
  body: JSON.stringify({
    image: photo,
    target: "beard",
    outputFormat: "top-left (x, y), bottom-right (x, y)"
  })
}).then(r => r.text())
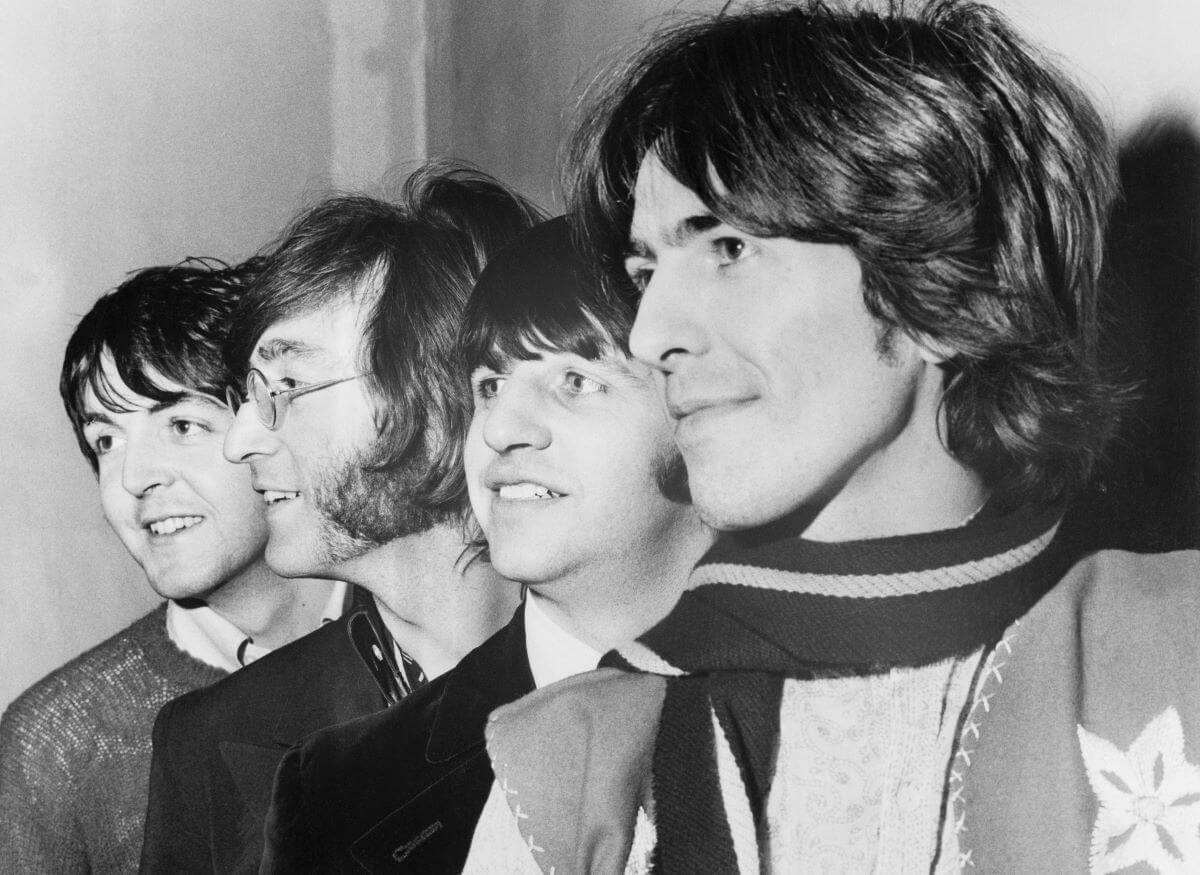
top-left (309, 441), bottom-right (441, 566)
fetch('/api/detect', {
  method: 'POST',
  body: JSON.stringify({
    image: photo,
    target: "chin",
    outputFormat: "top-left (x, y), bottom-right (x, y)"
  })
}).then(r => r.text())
top-left (489, 551), bottom-right (560, 587)
top-left (147, 576), bottom-right (223, 603)
top-left (265, 543), bottom-right (319, 579)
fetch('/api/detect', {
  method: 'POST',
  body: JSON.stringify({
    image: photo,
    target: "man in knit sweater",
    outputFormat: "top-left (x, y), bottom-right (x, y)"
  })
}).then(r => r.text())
top-left (0, 259), bottom-right (345, 874)
top-left (472, 2), bottom-right (1200, 873)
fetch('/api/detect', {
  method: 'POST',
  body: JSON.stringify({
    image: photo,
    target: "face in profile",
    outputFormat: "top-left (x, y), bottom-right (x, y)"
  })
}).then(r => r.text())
top-left (82, 357), bottom-right (270, 601)
top-left (223, 299), bottom-right (432, 578)
top-left (464, 343), bottom-right (696, 587)
top-left (624, 153), bottom-right (943, 535)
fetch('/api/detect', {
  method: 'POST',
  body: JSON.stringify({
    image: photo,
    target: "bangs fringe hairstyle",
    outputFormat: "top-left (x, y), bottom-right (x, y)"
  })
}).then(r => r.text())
top-left (60, 256), bottom-right (262, 473)
top-left (459, 217), bottom-right (636, 377)
top-left (227, 160), bottom-right (544, 525)
top-left (567, 0), bottom-right (1124, 504)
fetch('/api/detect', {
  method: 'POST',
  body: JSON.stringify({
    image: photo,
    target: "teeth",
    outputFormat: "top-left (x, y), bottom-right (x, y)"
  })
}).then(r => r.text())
top-left (498, 483), bottom-right (559, 501)
top-left (263, 490), bottom-right (300, 506)
top-left (148, 516), bottom-right (203, 536)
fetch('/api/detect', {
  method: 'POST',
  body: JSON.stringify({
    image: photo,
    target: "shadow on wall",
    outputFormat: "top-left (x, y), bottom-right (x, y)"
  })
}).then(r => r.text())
top-left (1065, 113), bottom-right (1200, 553)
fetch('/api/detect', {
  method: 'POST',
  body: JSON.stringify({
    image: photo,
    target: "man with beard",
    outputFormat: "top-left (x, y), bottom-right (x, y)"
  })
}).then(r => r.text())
top-left (255, 217), bottom-right (714, 872)
top-left (139, 162), bottom-right (540, 874)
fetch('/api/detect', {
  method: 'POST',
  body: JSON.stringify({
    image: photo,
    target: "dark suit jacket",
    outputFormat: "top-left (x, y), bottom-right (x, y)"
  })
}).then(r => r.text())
top-left (140, 589), bottom-right (402, 875)
top-left (260, 608), bottom-right (534, 874)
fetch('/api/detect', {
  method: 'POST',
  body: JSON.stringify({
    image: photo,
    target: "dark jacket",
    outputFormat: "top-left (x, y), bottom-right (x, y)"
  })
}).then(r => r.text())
top-left (260, 608), bottom-right (534, 874)
top-left (140, 589), bottom-right (403, 875)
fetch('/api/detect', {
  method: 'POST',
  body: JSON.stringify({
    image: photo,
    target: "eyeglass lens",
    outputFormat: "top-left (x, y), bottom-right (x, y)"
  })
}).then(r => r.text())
top-left (246, 370), bottom-right (278, 429)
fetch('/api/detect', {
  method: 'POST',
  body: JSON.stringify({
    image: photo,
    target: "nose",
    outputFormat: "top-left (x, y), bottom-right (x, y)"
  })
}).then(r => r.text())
top-left (481, 382), bottom-right (551, 455)
top-left (223, 402), bottom-right (278, 464)
top-left (628, 259), bottom-right (706, 372)
top-left (121, 433), bottom-right (174, 498)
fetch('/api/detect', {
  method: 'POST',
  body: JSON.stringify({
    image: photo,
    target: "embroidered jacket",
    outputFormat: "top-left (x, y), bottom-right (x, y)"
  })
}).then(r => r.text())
top-left (480, 549), bottom-right (1200, 873)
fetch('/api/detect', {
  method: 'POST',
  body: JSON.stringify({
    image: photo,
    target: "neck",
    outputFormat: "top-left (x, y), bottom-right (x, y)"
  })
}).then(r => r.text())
top-left (337, 521), bottom-right (522, 679)
top-left (204, 559), bottom-right (338, 650)
top-left (529, 514), bottom-right (714, 653)
top-left (802, 371), bottom-right (991, 542)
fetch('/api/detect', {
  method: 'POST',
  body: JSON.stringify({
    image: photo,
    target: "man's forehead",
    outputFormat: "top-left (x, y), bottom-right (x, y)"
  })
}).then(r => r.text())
top-left (629, 154), bottom-right (722, 252)
top-left (251, 301), bottom-right (366, 367)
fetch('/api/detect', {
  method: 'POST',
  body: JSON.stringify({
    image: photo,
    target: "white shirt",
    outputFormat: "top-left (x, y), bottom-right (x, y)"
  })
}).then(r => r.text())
top-left (522, 590), bottom-right (603, 688)
top-left (166, 580), bottom-right (348, 673)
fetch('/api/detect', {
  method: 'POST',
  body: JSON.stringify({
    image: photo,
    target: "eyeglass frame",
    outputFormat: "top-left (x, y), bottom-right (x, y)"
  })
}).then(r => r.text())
top-left (225, 368), bottom-right (369, 431)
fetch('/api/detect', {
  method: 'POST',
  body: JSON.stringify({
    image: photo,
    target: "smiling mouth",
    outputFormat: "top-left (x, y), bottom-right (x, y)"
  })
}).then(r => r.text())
top-left (262, 490), bottom-right (301, 506)
top-left (497, 483), bottom-right (562, 501)
top-left (147, 516), bottom-right (203, 536)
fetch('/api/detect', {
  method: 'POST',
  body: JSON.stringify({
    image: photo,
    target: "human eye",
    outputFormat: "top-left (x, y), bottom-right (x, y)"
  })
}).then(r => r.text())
top-left (561, 369), bottom-right (606, 397)
top-left (712, 235), bottom-right (750, 266)
top-left (92, 433), bottom-right (120, 455)
top-left (623, 257), bottom-right (654, 293)
top-left (169, 417), bottom-right (211, 439)
top-left (470, 368), bottom-right (505, 403)
top-left (83, 423), bottom-right (123, 457)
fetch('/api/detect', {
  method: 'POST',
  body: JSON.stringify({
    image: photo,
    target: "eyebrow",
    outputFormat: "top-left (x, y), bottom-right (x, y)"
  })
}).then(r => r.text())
top-left (625, 212), bottom-right (723, 259)
top-left (254, 337), bottom-right (326, 363)
top-left (82, 393), bottom-right (225, 424)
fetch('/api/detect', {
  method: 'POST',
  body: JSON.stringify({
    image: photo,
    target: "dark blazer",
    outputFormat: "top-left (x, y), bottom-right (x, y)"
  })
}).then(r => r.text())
top-left (260, 608), bottom-right (534, 874)
top-left (140, 589), bottom-right (402, 875)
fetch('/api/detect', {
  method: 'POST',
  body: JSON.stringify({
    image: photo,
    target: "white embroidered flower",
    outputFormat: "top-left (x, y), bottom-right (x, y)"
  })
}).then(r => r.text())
top-left (1077, 707), bottom-right (1200, 874)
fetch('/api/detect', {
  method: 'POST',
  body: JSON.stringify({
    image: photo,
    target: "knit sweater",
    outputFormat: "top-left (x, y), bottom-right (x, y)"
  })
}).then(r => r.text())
top-left (0, 604), bottom-right (225, 874)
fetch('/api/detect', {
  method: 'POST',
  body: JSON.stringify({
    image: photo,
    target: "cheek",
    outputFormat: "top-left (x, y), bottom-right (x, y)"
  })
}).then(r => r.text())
top-left (462, 421), bottom-right (492, 531)
top-left (207, 465), bottom-right (267, 527)
top-left (96, 465), bottom-right (130, 521)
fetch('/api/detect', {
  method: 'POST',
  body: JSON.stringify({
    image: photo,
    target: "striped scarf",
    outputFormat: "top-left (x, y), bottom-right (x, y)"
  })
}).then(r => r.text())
top-left (606, 502), bottom-right (1068, 873)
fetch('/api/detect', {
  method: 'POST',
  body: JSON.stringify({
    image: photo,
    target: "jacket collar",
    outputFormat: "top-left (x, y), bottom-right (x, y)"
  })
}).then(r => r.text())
top-left (426, 605), bottom-right (534, 763)
top-left (269, 586), bottom-right (395, 746)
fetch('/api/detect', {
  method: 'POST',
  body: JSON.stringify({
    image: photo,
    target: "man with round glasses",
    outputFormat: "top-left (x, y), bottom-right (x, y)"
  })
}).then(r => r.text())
top-left (140, 162), bottom-right (541, 874)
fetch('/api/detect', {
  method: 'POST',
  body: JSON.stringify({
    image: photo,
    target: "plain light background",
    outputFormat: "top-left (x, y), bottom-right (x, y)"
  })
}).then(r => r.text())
top-left (2, 0), bottom-right (1198, 714)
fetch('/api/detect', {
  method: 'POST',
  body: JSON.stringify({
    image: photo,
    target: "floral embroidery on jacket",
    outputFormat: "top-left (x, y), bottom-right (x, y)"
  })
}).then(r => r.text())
top-left (1077, 707), bottom-right (1200, 874)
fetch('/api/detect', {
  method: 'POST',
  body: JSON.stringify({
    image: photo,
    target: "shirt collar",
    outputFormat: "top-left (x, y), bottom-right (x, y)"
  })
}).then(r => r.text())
top-left (166, 579), bottom-right (349, 673)
top-left (523, 591), bottom-right (602, 689)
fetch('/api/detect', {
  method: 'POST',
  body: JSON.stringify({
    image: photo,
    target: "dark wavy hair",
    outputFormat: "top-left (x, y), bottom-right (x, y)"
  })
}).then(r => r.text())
top-left (567, 0), bottom-right (1123, 504)
top-left (226, 160), bottom-right (544, 523)
top-left (60, 256), bottom-right (262, 474)
top-left (459, 216), bottom-right (636, 375)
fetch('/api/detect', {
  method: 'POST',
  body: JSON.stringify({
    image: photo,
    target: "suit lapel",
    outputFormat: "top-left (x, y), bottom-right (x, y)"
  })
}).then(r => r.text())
top-left (350, 609), bottom-right (535, 873)
top-left (269, 593), bottom-right (397, 747)
top-left (217, 741), bottom-right (293, 874)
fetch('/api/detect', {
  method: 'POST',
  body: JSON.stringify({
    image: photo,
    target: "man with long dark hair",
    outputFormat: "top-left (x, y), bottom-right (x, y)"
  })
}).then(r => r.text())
top-left (140, 162), bottom-right (542, 873)
top-left (475, 3), bottom-right (1200, 872)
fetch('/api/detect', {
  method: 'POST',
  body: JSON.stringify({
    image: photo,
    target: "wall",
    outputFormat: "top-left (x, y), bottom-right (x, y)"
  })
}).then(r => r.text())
top-left (431, 0), bottom-right (1200, 205)
top-left (427, 0), bottom-right (725, 212)
top-left (0, 0), bottom-right (427, 712)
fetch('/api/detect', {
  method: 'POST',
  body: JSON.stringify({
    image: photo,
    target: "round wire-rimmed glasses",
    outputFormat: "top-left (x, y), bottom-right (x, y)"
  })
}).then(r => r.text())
top-left (225, 368), bottom-right (367, 430)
